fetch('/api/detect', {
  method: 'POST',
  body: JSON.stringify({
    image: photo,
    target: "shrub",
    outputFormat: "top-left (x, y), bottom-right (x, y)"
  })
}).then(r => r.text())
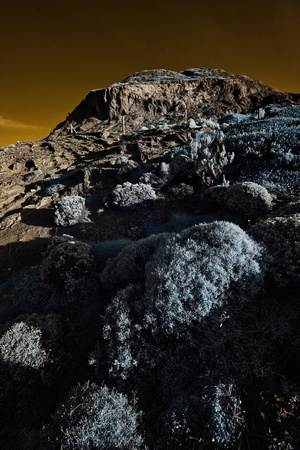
top-left (0, 314), bottom-right (75, 449)
top-left (202, 383), bottom-right (245, 446)
top-left (150, 378), bottom-right (246, 448)
top-left (111, 181), bottom-right (156, 208)
top-left (144, 221), bottom-right (262, 334)
top-left (0, 323), bottom-right (39, 447)
top-left (224, 106), bottom-right (300, 160)
top-left (41, 235), bottom-right (97, 305)
top-left (101, 232), bottom-right (168, 291)
top-left (0, 321), bottom-right (48, 369)
top-left (54, 196), bottom-right (89, 227)
top-left (43, 382), bottom-right (143, 449)
top-left (139, 162), bottom-right (170, 188)
top-left (168, 120), bottom-right (234, 185)
top-left (223, 106), bottom-right (300, 193)
top-left (99, 222), bottom-right (270, 447)
top-left (103, 221), bottom-right (262, 328)
top-left (236, 167), bottom-right (300, 194)
top-left (249, 213), bottom-right (300, 288)
top-left (184, 119), bottom-right (224, 161)
top-left (114, 156), bottom-right (139, 173)
top-left (0, 313), bottom-right (72, 385)
top-left (168, 183), bottom-right (194, 199)
top-left (201, 181), bottom-right (273, 219)
top-left (102, 221), bottom-right (263, 380)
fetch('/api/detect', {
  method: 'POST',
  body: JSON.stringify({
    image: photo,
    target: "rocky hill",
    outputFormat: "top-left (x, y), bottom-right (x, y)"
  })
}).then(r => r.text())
top-left (0, 68), bottom-right (299, 449)
top-left (52, 68), bottom-right (300, 137)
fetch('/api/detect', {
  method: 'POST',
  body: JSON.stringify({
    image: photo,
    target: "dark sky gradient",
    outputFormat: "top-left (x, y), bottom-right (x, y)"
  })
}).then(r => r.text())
top-left (0, 0), bottom-right (299, 147)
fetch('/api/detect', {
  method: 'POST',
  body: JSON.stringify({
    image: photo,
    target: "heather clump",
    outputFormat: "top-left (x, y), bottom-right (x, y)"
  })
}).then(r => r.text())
top-left (0, 321), bottom-right (48, 369)
top-left (249, 213), bottom-right (300, 289)
top-left (111, 181), bottom-right (156, 208)
top-left (40, 382), bottom-right (144, 449)
top-left (98, 221), bottom-right (263, 447)
top-left (40, 235), bottom-right (98, 306)
top-left (201, 181), bottom-right (273, 220)
top-left (54, 196), bottom-right (89, 227)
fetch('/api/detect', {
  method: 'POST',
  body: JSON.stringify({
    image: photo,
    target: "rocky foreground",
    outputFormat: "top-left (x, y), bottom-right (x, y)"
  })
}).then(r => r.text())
top-left (0, 68), bottom-right (299, 449)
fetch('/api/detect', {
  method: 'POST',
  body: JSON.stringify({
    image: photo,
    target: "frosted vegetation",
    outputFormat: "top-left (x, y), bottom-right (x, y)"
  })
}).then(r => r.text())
top-left (201, 181), bottom-right (273, 219)
top-left (114, 156), bottom-right (140, 173)
top-left (100, 220), bottom-right (262, 396)
top-left (54, 196), bottom-right (89, 226)
top-left (41, 383), bottom-right (143, 449)
top-left (102, 221), bottom-right (262, 340)
top-left (112, 181), bottom-right (156, 208)
top-left (225, 105), bottom-right (300, 157)
top-left (40, 235), bottom-right (98, 307)
top-left (223, 105), bottom-right (300, 191)
top-left (154, 107), bottom-right (300, 192)
top-left (151, 117), bottom-right (234, 187)
top-left (94, 221), bottom-right (265, 446)
top-left (0, 322), bottom-right (47, 369)
top-left (250, 211), bottom-right (300, 289)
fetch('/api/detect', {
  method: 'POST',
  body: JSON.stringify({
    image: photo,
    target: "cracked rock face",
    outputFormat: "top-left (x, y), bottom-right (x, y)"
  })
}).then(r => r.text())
top-left (51, 67), bottom-right (300, 138)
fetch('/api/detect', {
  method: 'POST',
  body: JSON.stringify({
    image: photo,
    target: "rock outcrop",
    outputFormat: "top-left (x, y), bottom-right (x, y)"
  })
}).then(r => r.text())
top-left (51, 68), bottom-right (300, 138)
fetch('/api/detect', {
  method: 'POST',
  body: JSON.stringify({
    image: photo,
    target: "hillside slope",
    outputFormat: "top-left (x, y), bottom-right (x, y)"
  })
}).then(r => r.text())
top-left (0, 68), bottom-right (299, 449)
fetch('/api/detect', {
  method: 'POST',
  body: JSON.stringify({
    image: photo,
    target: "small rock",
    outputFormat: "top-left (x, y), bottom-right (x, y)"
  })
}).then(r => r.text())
top-left (0, 212), bottom-right (22, 230)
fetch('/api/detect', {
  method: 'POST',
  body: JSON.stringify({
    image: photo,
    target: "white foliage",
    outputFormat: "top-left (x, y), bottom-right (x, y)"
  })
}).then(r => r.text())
top-left (0, 322), bottom-right (48, 369)
top-left (112, 181), bottom-right (156, 208)
top-left (54, 196), bottom-right (89, 227)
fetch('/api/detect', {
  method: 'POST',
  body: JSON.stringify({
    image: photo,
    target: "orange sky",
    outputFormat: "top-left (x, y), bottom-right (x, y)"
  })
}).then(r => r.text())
top-left (0, 0), bottom-right (299, 147)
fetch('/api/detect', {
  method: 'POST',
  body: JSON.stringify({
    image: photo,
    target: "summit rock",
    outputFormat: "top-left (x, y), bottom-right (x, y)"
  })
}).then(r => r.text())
top-left (51, 67), bottom-right (300, 138)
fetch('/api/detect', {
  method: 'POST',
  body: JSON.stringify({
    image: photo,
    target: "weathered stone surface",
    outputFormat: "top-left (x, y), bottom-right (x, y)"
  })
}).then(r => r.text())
top-left (0, 212), bottom-right (21, 230)
top-left (51, 68), bottom-right (300, 138)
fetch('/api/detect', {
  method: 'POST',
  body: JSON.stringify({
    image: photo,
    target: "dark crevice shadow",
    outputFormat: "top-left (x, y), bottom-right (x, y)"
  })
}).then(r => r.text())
top-left (21, 208), bottom-right (54, 227)
top-left (0, 236), bottom-right (51, 284)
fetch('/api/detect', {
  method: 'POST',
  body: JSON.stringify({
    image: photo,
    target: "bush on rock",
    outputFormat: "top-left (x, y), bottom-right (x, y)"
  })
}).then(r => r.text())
top-left (201, 182), bottom-right (273, 219)
top-left (112, 182), bottom-right (156, 208)
top-left (54, 196), bottom-right (89, 227)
